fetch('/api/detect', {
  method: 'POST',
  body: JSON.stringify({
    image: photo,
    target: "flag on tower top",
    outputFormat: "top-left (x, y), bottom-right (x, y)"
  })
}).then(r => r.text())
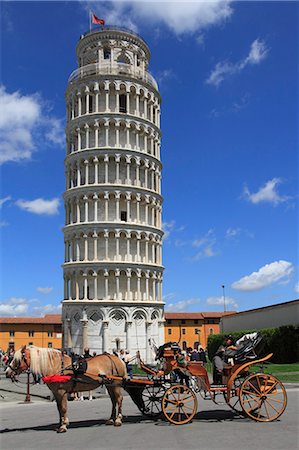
top-left (92, 13), bottom-right (105, 26)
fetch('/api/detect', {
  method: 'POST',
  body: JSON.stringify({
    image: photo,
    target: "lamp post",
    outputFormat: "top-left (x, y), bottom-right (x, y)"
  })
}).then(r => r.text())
top-left (222, 284), bottom-right (226, 313)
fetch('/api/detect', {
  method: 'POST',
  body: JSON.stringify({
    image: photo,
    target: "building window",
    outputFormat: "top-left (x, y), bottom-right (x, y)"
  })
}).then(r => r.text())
top-left (48, 331), bottom-right (53, 337)
top-left (121, 211), bottom-right (127, 222)
top-left (167, 319), bottom-right (172, 324)
top-left (181, 320), bottom-right (186, 324)
top-left (28, 330), bottom-right (34, 337)
top-left (182, 341), bottom-right (187, 351)
top-left (195, 328), bottom-right (199, 335)
top-left (209, 328), bottom-right (214, 335)
top-left (194, 342), bottom-right (199, 350)
top-left (194, 320), bottom-right (198, 325)
top-left (207, 319), bottom-right (215, 324)
top-left (9, 330), bottom-right (15, 337)
top-left (29, 342), bottom-right (33, 346)
top-left (48, 342), bottom-right (52, 348)
top-left (119, 94), bottom-right (127, 113)
top-left (182, 328), bottom-right (186, 335)
top-left (168, 329), bottom-right (172, 335)
top-left (103, 48), bottom-right (111, 60)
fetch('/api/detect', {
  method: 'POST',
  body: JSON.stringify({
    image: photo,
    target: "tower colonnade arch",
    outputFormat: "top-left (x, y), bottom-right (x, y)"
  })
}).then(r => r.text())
top-left (66, 79), bottom-right (161, 128)
top-left (64, 190), bottom-right (162, 228)
top-left (65, 151), bottom-right (162, 195)
top-left (66, 117), bottom-right (161, 160)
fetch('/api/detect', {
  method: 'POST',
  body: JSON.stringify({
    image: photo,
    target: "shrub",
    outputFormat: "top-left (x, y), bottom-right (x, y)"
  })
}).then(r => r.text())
top-left (207, 325), bottom-right (299, 364)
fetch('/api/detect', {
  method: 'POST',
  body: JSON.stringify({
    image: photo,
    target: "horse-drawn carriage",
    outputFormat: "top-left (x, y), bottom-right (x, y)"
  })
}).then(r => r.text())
top-left (115, 335), bottom-right (287, 424)
top-left (5, 334), bottom-right (287, 432)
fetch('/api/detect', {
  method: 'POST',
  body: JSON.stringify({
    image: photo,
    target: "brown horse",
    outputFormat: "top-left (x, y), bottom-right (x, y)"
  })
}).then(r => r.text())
top-left (5, 345), bottom-right (141, 432)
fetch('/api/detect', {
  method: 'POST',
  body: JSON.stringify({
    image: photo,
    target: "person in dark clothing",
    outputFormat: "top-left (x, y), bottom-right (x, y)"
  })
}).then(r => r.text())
top-left (190, 349), bottom-right (200, 361)
top-left (198, 347), bottom-right (207, 364)
top-left (212, 346), bottom-right (225, 384)
top-left (83, 347), bottom-right (92, 358)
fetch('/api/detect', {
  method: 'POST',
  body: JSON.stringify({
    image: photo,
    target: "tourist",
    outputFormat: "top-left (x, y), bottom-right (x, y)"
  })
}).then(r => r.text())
top-left (124, 350), bottom-right (134, 378)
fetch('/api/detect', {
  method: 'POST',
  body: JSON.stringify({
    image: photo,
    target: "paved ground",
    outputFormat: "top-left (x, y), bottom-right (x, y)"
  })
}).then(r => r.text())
top-left (1, 371), bottom-right (298, 450)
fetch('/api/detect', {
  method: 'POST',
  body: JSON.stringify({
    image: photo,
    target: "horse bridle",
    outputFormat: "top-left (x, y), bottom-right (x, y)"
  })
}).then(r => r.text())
top-left (8, 348), bottom-right (30, 377)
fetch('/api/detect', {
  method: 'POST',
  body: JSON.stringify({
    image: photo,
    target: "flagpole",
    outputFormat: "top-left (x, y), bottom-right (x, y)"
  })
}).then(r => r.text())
top-left (89, 10), bottom-right (92, 32)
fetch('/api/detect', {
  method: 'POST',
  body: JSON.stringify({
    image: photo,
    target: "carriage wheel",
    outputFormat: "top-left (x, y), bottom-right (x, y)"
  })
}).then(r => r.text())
top-left (239, 373), bottom-right (287, 422)
top-left (162, 384), bottom-right (197, 425)
top-left (140, 385), bottom-right (166, 417)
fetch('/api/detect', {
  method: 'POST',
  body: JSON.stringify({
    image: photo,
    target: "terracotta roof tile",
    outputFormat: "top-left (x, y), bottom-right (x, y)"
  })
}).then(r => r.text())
top-left (164, 311), bottom-right (236, 320)
top-left (0, 314), bottom-right (62, 325)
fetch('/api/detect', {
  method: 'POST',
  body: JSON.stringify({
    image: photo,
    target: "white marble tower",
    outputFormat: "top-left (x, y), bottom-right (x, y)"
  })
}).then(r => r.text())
top-left (62, 26), bottom-right (164, 362)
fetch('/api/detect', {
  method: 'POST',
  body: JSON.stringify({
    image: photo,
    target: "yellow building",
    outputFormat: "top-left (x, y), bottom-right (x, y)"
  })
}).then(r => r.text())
top-left (0, 314), bottom-right (62, 351)
top-left (164, 312), bottom-right (235, 350)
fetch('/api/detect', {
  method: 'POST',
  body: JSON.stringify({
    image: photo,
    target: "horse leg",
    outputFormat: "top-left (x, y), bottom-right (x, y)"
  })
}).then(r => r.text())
top-left (114, 386), bottom-right (123, 427)
top-left (105, 386), bottom-right (117, 425)
top-left (52, 386), bottom-right (69, 433)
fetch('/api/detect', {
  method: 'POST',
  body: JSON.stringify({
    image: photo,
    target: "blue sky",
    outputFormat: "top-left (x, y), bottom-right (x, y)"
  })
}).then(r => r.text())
top-left (0, 1), bottom-right (298, 317)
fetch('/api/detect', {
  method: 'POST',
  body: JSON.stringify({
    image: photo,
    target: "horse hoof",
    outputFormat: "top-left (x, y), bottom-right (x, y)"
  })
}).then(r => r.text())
top-left (114, 420), bottom-right (122, 427)
top-left (57, 427), bottom-right (67, 433)
top-left (105, 419), bottom-right (114, 426)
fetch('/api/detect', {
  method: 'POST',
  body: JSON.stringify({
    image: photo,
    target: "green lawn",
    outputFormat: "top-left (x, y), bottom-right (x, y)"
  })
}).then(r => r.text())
top-left (250, 362), bottom-right (299, 373)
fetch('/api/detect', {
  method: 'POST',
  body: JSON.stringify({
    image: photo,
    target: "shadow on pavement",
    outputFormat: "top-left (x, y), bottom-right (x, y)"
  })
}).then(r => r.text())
top-left (0, 408), bottom-right (248, 434)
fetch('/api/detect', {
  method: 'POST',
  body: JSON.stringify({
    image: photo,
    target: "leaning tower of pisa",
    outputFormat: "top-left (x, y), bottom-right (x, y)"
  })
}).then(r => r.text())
top-left (62, 26), bottom-right (164, 362)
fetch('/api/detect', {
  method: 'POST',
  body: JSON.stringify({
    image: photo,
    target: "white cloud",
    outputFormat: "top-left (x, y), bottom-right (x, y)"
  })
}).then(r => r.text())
top-left (206, 296), bottom-right (238, 309)
top-left (86, 0), bottom-right (233, 36)
top-left (45, 118), bottom-right (65, 146)
top-left (242, 38), bottom-right (268, 66)
top-left (32, 303), bottom-right (62, 315)
top-left (191, 229), bottom-right (217, 260)
top-left (162, 220), bottom-right (175, 239)
top-left (0, 86), bottom-right (40, 164)
top-left (0, 85), bottom-right (64, 165)
top-left (196, 33), bottom-right (205, 47)
top-left (0, 221), bottom-right (9, 227)
top-left (226, 227), bottom-right (241, 238)
top-left (37, 287), bottom-right (53, 295)
top-left (0, 297), bottom-right (29, 316)
top-left (231, 260), bottom-right (294, 292)
top-left (206, 38), bottom-right (268, 87)
top-left (16, 198), bottom-right (60, 216)
top-left (166, 298), bottom-right (200, 312)
top-left (163, 292), bottom-right (177, 302)
top-left (156, 69), bottom-right (176, 85)
top-left (243, 178), bottom-right (289, 206)
top-left (0, 196), bottom-right (12, 208)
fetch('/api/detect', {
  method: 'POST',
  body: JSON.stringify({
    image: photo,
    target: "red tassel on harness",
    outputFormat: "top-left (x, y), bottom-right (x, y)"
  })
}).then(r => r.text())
top-left (42, 375), bottom-right (72, 384)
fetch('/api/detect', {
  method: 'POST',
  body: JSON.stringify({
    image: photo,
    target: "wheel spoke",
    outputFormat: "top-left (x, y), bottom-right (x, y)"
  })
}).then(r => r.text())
top-left (256, 375), bottom-right (262, 392)
top-left (247, 399), bottom-right (262, 413)
top-left (264, 399), bottom-right (281, 415)
top-left (264, 397), bottom-right (283, 404)
top-left (241, 389), bottom-right (260, 397)
top-left (264, 381), bottom-right (278, 395)
top-left (181, 404), bottom-right (194, 411)
top-left (264, 400), bottom-right (271, 420)
top-left (166, 398), bottom-right (177, 405)
top-left (248, 380), bottom-right (262, 396)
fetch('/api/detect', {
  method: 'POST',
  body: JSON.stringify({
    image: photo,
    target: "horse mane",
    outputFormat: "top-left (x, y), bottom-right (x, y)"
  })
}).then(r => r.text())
top-left (15, 346), bottom-right (62, 376)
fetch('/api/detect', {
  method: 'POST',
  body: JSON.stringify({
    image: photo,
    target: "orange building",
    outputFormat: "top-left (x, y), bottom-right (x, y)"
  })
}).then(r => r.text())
top-left (164, 312), bottom-right (235, 350)
top-left (0, 314), bottom-right (62, 352)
